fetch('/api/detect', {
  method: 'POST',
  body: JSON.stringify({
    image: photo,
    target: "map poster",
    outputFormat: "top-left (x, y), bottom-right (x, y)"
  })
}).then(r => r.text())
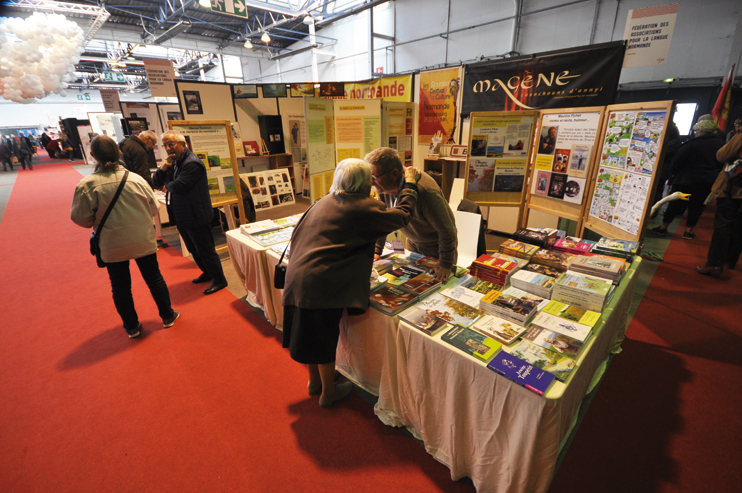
top-left (531, 112), bottom-right (600, 207)
top-left (588, 109), bottom-right (666, 235)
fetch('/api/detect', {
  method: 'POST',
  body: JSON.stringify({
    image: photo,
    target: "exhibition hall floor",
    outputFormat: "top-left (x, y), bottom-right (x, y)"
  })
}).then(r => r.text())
top-left (0, 159), bottom-right (740, 492)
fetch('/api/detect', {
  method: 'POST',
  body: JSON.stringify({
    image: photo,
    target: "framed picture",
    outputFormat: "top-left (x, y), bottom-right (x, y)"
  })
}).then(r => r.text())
top-left (261, 84), bottom-right (288, 98)
top-left (166, 111), bottom-right (182, 121)
top-left (182, 90), bottom-right (203, 114)
top-left (125, 117), bottom-right (148, 135)
top-left (243, 141), bottom-right (260, 156)
top-left (318, 82), bottom-right (344, 97)
top-left (290, 83), bottom-right (317, 97)
top-left (233, 84), bottom-right (258, 99)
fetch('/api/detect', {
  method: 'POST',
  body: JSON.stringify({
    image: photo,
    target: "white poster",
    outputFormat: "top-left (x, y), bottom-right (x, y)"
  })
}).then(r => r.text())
top-left (99, 90), bottom-right (120, 112)
top-left (142, 58), bottom-right (177, 98)
top-left (623, 3), bottom-right (679, 68)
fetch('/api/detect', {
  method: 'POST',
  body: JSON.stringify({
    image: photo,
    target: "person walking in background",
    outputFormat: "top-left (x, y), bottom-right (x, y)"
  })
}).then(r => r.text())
top-left (697, 130), bottom-right (742, 277)
top-left (120, 130), bottom-right (157, 187)
top-left (70, 136), bottom-right (179, 338)
top-left (12, 135), bottom-right (32, 170)
top-left (152, 130), bottom-right (228, 295)
top-left (59, 131), bottom-right (75, 161)
top-left (0, 137), bottom-right (13, 172)
top-left (651, 120), bottom-right (724, 239)
top-left (282, 159), bottom-right (421, 408)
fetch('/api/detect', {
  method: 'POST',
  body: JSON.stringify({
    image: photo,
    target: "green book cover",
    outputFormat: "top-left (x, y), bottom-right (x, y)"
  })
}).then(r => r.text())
top-left (441, 325), bottom-right (502, 362)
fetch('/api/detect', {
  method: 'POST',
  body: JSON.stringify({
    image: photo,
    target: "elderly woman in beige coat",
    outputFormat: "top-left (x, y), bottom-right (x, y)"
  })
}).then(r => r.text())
top-left (282, 158), bottom-right (420, 407)
top-left (71, 136), bottom-right (179, 338)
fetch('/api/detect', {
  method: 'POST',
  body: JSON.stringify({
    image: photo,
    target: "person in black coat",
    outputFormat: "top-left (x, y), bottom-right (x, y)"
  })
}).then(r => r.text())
top-left (12, 135), bottom-right (33, 170)
top-left (152, 130), bottom-right (228, 295)
top-left (652, 120), bottom-right (725, 239)
top-left (652, 122), bottom-right (681, 209)
top-left (120, 131), bottom-right (156, 187)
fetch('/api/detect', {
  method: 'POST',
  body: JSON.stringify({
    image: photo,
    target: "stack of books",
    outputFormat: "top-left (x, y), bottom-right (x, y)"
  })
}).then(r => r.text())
top-left (369, 271), bottom-right (388, 293)
top-left (440, 283), bottom-right (489, 309)
top-left (552, 272), bottom-right (612, 312)
top-left (529, 310), bottom-right (593, 344)
top-left (591, 237), bottom-right (640, 259)
top-left (386, 252), bottom-right (424, 266)
top-left (456, 274), bottom-right (505, 295)
top-left (441, 325), bottom-right (502, 362)
top-left (540, 300), bottom-right (601, 329)
top-left (504, 340), bottom-right (577, 382)
top-left (398, 305), bottom-right (449, 336)
top-left (509, 270), bottom-right (555, 298)
top-left (415, 293), bottom-right (484, 327)
top-left (470, 314), bottom-right (528, 346)
top-left (521, 263), bottom-right (563, 279)
top-left (373, 258), bottom-right (394, 275)
top-left (487, 351), bottom-right (556, 395)
top-left (553, 237), bottom-right (593, 255)
top-left (530, 248), bottom-right (575, 272)
top-left (400, 273), bottom-right (442, 299)
top-left (512, 228), bottom-right (552, 248)
top-left (414, 256), bottom-right (440, 272)
top-left (251, 227), bottom-right (294, 247)
top-left (499, 239), bottom-right (539, 260)
top-left (382, 265), bottom-right (427, 287)
top-left (479, 286), bottom-right (545, 325)
top-left (569, 255), bottom-right (623, 283)
top-left (369, 285), bottom-right (418, 315)
top-left (240, 219), bottom-right (281, 236)
top-left (469, 254), bottom-right (524, 285)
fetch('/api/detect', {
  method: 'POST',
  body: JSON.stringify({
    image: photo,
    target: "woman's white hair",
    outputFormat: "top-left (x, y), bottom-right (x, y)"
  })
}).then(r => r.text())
top-left (330, 158), bottom-right (372, 194)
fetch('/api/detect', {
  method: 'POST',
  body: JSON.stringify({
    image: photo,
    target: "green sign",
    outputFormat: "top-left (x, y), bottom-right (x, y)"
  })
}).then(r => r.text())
top-left (103, 72), bottom-right (126, 83)
top-left (210, 0), bottom-right (247, 18)
top-left (76, 94), bottom-right (91, 101)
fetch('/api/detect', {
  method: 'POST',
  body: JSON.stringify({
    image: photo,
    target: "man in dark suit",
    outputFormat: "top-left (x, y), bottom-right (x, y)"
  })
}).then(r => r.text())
top-left (152, 130), bottom-right (228, 295)
top-left (120, 131), bottom-right (157, 187)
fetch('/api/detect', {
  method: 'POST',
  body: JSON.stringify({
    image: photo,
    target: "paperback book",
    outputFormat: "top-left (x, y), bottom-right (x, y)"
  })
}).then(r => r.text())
top-left (369, 285), bottom-right (418, 315)
top-left (553, 237), bottom-right (592, 255)
top-left (591, 236), bottom-right (640, 258)
top-left (400, 273), bottom-right (442, 298)
top-left (522, 325), bottom-right (588, 360)
top-left (530, 248), bottom-right (575, 272)
top-left (499, 239), bottom-right (539, 260)
top-left (569, 255), bottom-right (623, 282)
top-left (487, 351), bottom-right (556, 395)
top-left (504, 339), bottom-right (577, 382)
top-left (512, 228), bottom-right (552, 248)
top-left (509, 270), bottom-right (555, 298)
top-left (471, 314), bottom-right (527, 345)
top-left (530, 311), bottom-right (592, 342)
top-left (552, 272), bottom-right (612, 312)
top-left (370, 271), bottom-right (388, 293)
top-left (416, 293), bottom-right (484, 327)
top-left (383, 265), bottom-right (427, 286)
top-left (456, 274), bottom-right (505, 295)
top-left (415, 256), bottom-right (440, 271)
top-left (240, 219), bottom-right (280, 236)
top-left (398, 306), bottom-right (449, 336)
top-left (522, 263), bottom-right (563, 279)
top-left (441, 325), bottom-right (502, 362)
top-left (271, 214), bottom-right (303, 229)
top-left (251, 227), bottom-right (294, 247)
top-left (479, 286), bottom-right (546, 325)
top-left (541, 300), bottom-right (601, 327)
top-left (440, 283), bottom-right (488, 309)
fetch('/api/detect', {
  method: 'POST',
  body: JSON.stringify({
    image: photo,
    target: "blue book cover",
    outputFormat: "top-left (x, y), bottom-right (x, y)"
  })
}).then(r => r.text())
top-left (486, 351), bottom-right (556, 396)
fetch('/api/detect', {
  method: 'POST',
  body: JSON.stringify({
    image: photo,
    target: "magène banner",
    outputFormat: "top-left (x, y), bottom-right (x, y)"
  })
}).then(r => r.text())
top-left (462, 42), bottom-right (625, 116)
top-left (345, 75), bottom-right (412, 102)
top-left (418, 67), bottom-right (462, 144)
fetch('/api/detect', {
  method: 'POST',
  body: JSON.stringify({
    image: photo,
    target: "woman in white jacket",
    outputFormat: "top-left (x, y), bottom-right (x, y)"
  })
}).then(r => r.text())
top-left (71, 136), bottom-right (179, 338)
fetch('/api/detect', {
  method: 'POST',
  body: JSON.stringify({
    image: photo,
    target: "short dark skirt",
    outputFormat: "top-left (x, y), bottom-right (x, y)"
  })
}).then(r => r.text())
top-left (282, 305), bottom-right (344, 365)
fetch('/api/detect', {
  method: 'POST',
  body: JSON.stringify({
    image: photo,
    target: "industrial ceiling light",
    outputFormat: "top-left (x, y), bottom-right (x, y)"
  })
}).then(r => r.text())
top-left (261, 32), bottom-right (271, 43)
top-left (198, 0), bottom-right (211, 7)
top-left (303, 15), bottom-right (313, 25)
top-left (243, 39), bottom-right (253, 49)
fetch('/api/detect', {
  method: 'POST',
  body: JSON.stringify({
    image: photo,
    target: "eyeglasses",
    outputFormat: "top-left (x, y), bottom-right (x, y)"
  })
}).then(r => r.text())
top-left (371, 169), bottom-right (392, 181)
top-left (163, 141), bottom-right (183, 149)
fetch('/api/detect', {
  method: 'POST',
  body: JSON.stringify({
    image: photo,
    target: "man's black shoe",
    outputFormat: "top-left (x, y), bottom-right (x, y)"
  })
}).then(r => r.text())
top-left (203, 280), bottom-right (228, 295)
top-left (192, 273), bottom-right (212, 284)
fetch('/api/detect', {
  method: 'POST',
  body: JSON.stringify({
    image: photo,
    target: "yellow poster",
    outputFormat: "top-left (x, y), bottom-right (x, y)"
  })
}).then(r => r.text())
top-left (337, 148), bottom-right (361, 161)
top-left (535, 154), bottom-right (554, 171)
top-left (324, 116), bottom-right (334, 145)
top-left (418, 67), bottom-right (462, 144)
top-left (345, 75), bottom-right (413, 102)
top-left (335, 116), bottom-right (364, 143)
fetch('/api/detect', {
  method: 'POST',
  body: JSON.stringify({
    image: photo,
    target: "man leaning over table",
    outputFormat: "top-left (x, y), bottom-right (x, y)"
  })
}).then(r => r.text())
top-left (366, 147), bottom-right (458, 280)
top-left (152, 130), bottom-right (228, 295)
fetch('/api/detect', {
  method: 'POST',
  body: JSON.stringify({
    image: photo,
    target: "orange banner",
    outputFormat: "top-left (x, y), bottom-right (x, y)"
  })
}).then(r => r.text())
top-left (418, 67), bottom-right (462, 144)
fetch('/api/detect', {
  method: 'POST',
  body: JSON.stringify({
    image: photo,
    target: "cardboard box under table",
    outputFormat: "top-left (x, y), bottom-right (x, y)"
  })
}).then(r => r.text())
top-left (372, 257), bottom-right (641, 493)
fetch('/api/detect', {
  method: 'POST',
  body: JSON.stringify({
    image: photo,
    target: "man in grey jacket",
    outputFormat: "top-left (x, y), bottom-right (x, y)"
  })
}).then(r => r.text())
top-left (367, 147), bottom-right (457, 280)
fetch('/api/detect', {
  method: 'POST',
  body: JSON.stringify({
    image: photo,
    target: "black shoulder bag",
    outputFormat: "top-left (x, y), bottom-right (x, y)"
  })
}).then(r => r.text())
top-left (274, 203), bottom-right (314, 289)
top-left (90, 170), bottom-right (129, 268)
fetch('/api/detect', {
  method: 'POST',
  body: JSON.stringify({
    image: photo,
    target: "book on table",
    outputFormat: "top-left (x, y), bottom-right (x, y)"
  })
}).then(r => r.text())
top-left (385, 252), bottom-right (424, 266)
top-left (569, 255), bottom-right (623, 281)
top-left (441, 325), bottom-right (502, 362)
top-left (512, 228), bottom-right (552, 248)
top-left (530, 311), bottom-right (592, 343)
top-left (240, 219), bottom-right (281, 236)
top-left (370, 271), bottom-right (388, 293)
top-left (479, 286), bottom-right (546, 325)
top-left (521, 263), bottom-right (563, 279)
top-left (553, 237), bottom-right (592, 255)
top-left (591, 236), bottom-right (640, 258)
top-left (509, 270), bottom-right (555, 298)
top-left (398, 306), bottom-right (449, 336)
top-left (250, 227), bottom-right (294, 247)
top-left (530, 248), bottom-right (575, 272)
top-left (486, 351), bottom-right (556, 396)
top-left (369, 285), bottom-right (418, 315)
top-left (504, 340), bottom-right (577, 382)
top-left (414, 256), bottom-right (440, 271)
top-left (522, 324), bottom-right (589, 360)
top-left (440, 283), bottom-right (488, 309)
top-left (415, 293), bottom-right (484, 327)
top-left (540, 300), bottom-right (601, 328)
top-left (456, 274), bottom-right (505, 295)
top-left (552, 272), bottom-right (612, 312)
top-left (470, 314), bottom-right (527, 345)
top-left (383, 265), bottom-right (427, 286)
top-left (271, 214), bottom-right (303, 229)
top-left (373, 259), bottom-right (394, 275)
top-left (498, 239), bottom-right (539, 260)
top-left (469, 253), bottom-right (523, 285)
top-left (400, 273), bottom-right (442, 298)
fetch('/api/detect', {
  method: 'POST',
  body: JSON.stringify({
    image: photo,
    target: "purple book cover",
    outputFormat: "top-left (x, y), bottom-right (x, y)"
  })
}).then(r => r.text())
top-left (486, 351), bottom-right (555, 395)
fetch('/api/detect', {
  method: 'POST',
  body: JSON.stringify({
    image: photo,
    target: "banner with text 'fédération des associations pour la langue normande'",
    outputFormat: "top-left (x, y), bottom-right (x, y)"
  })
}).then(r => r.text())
top-left (462, 42), bottom-right (626, 116)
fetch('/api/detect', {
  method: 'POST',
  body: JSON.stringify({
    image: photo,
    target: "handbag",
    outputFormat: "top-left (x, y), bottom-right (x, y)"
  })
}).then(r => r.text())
top-left (90, 170), bottom-right (129, 268)
top-left (10, 156), bottom-right (18, 164)
top-left (273, 203), bottom-right (314, 289)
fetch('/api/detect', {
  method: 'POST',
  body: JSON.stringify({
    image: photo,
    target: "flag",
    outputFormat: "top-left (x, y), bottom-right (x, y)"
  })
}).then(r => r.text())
top-left (712, 64), bottom-right (735, 132)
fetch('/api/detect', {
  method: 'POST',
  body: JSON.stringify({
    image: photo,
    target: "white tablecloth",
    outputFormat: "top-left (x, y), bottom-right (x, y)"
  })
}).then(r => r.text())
top-left (225, 230), bottom-right (277, 323)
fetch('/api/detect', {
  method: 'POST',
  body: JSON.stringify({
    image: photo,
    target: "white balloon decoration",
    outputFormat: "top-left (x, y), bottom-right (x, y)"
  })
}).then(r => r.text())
top-left (0, 12), bottom-right (84, 103)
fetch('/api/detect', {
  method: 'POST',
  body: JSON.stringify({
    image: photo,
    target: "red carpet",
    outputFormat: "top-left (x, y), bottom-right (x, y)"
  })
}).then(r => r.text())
top-left (550, 208), bottom-right (742, 492)
top-left (0, 162), bottom-right (471, 492)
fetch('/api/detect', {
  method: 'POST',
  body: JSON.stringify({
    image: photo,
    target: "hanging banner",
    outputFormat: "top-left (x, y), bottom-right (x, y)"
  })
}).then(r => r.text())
top-left (462, 42), bottom-right (625, 116)
top-left (142, 58), bottom-right (177, 98)
top-left (418, 67), bottom-right (462, 144)
top-left (622, 3), bottom-right (679, 68)
top-left (345, 75), bottom-right (412, 102)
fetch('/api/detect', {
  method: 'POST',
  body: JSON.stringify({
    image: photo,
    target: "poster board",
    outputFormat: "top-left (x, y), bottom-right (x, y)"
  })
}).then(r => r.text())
top-left (304, 97), bottom-right (336, 202)
top-left (240, 169), bottom-right (295, 211)
top-left (76, 125), bottom-right (93, 165)
top-left (522, 107), bottom-right (606, 231)
top-left (382, 101), bottom-right (414, 166)
top-left (464, 111), bottom-right (539, 226)
top-left (581, 100), bottom-right (675, 242)
top-left (332, 99), bottom-right (382, 163)
top-left (166, 120), bottom-right (245, 224)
